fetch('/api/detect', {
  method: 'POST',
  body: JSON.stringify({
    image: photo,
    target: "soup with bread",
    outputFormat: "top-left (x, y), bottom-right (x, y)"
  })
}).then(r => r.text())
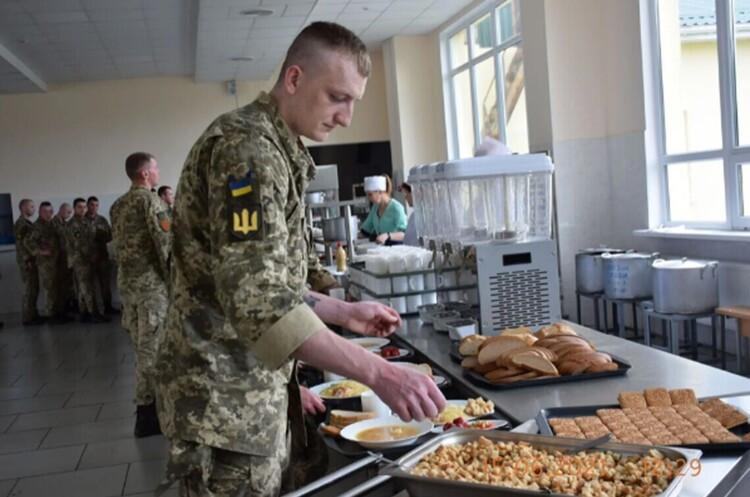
top-left (357, 425), bottom-right (421, 442)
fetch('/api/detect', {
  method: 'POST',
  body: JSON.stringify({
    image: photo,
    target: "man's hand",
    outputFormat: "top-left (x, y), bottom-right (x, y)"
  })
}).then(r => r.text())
top-left (375, 233), bottom-right (389, 244)
top-left (344, 301), bottom-right (401, 337)
top-left (372, 364), bottom-right (446, 422)
top-left (300, 386), bottom-right (326, 416)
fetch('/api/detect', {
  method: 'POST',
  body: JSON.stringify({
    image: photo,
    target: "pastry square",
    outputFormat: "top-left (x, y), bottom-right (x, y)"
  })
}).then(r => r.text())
top-left (619, 391), bottom-right (648, 408)
top-left (644, 388), bottom-right (673, 407)
top-left (669, 389), bottom-right (698, 405)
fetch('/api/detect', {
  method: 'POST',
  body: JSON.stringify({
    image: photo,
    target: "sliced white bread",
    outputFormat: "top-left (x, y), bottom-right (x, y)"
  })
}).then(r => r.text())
top-left (477, 335), bottom-right (529, 365)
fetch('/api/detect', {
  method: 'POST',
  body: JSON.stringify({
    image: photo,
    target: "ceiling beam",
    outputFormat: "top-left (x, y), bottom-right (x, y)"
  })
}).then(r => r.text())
top-left (0, 41), bottom-right (47, 92)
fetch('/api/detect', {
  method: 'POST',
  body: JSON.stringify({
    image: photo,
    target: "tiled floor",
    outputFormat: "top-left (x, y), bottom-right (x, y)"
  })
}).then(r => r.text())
top-left (0, 314), bottom-right (177, 497)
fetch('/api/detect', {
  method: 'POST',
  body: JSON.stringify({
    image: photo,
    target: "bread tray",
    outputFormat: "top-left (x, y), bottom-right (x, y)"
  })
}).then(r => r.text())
top-left (381, 430), bottom-right (700, 497)
top-left (536, 395), bottom-right (750, 454)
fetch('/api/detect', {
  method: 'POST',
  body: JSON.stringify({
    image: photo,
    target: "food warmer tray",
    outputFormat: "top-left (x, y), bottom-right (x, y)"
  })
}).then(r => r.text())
top-left (450, 343), bottom-right (631, 390)
top-left (536, 397), bottom-right (750, 454)
top-left (381, 430), bottom-right (701, 497)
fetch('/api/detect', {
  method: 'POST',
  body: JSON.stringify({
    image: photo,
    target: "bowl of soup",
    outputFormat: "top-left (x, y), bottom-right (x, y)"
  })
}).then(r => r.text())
top-left (340, 416), bottom-right (433, 449)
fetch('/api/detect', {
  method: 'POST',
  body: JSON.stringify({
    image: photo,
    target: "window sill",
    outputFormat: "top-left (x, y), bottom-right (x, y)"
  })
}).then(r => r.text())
top-left (633, 228), bottom-right (750, 242)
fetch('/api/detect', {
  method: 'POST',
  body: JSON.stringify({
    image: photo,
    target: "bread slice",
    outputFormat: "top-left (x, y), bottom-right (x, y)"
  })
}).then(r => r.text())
top-left (486, 371), bottom-right (541, 384)
top-left (538, 335), bottom-right (593, 352)
top-left (320, 424), bottom-right (341, 437)
top-left (329, 410), bottom-right (377, 429)
top-left (474, 361), bottom-right (500, 374)
top-left (555, 344), bottom-right (596, 361)
top-left (501, 326), bottom-right (534, 337)
top-left (618, 392), bottom-right (648, 408)
top-left (586, 361), bottom-right (619, 373)
top-left (494, 345), bottom-right (538, 368)
top-left (461, 356), bottom-right (479, 369)
top-left (535, 323), bottom-right (578, 339)
top-left (563, 351), bottom-right (612, 366)
top-left (458, 335), bottom-right (486, 356)
top-left (644, 388), bottom-right (672, 407)
top-left (511, 351), bottom-right (560, 376)
top-left (534, 347), bottom-right (558, 362)
top-left (484, 366), bottom-right (525, 382)
top-left (557, 360), bottom-right (591, 376)
top-left (477, 336), bottom-right (528, 365)
top-left (669, 389), bottom-right (698, 405)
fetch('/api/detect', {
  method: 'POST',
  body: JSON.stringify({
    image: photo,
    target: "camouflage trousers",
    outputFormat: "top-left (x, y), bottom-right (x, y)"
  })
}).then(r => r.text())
top-left (166, 428), bottom-right (291, 497)
top-left (72, 262), bottom-right (99, 314)
top-left (18, 261), bottom-right (39, 322)
top-left (122, 291), bottom-right (168, 405)
top-left (38, 260), bottom-right (61, 317)
top-left (93, 258), bottom-right (112, 310)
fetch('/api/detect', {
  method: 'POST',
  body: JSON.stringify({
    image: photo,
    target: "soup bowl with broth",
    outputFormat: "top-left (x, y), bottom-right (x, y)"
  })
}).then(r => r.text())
top-left (340, 416), bottom-right (433, 449)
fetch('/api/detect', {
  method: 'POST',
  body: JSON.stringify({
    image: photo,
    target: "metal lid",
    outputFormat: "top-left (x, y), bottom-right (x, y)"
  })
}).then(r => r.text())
top-left (653, 258), bottom-right (718, 269)
top-left (601, 252), bottom-right (656, 260)
top-left (578, 247), bottom-right (626, 255)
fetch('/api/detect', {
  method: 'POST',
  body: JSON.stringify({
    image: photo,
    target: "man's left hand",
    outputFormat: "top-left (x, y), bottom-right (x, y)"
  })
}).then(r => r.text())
top-left (300, 386), bottom-right (326, 416)
top-left (375, 233), bottom-right (389, 244)
top-left (344, 301), bottom-right (401, 337)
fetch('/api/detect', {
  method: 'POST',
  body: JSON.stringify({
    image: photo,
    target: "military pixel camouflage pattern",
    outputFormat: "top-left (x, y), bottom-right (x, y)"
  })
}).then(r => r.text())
top-left (88, 214), bottom-right (113, 310)
top-left (111, 186), bottom-right (171, 405)
top-left (30, 218), bottom-right (63, 316)
top-left (14, 216), bottom-right (39, 322)
top-left (156, 92), bottom-right (327, 489)
top-left (68, 215), bottom-right (99, 314)
top-left (51, 215), bottom-right (76, 311)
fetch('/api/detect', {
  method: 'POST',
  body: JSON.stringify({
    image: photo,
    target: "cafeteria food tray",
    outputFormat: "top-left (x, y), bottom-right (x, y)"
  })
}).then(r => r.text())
top-left (381, 430), bottom-right (700, 497)
top-left (536, 396), bottom-right (750, 454)
top-left (450, 343), bottom-right (631, 390)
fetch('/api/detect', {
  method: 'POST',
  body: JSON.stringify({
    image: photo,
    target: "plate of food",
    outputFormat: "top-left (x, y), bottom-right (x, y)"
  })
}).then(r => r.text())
top-left (377, 346), bottom-right (411, 360)
top-left (310, 380), bottom-right (371, 400)
top-left (431, 398), bottom-right (497, 431)
top-left (340, 416), bottom-right (434, 450)
top-left (348, 337), bottom-right (390, 350)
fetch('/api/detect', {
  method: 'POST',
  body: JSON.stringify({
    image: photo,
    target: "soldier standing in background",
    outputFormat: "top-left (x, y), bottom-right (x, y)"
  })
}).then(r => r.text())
top-left (30, 202), bottom-right (69, 324)
top-left (14, 198), bottom-right (43, 326)
top-left (157, 185), bottom-right (174, 220)
top-left (86, 196), bottom-right (116, 314)
top-left (69, 198), bottom-right (109, 323)
top-left (51, 203), bottom-right (76, 313)
top-left (111, 152), bottom-right (171, 437)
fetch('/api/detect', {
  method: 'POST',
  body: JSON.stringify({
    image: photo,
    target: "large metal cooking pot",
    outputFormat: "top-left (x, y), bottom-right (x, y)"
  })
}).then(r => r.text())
top-left (652, 258), bottom-right (719, 314)
top-left (602, 252), bottom-right (658, 300)
top-left (322, 217), bottom-right (348, 241)
top-left (575, 247), bottom-right (627, 293)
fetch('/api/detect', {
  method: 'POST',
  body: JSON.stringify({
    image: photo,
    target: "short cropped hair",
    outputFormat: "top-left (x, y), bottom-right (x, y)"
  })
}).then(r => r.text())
top-left (73, 197), bottom-right (86, 207)
top-left (157, 186), bottom-right (171, 197)
top-left (18, 198), bottom-right (32, 210)
top-left (125, 152), bottom-right (155, 180)
top-left (87, 196), bottom-right (98, 204)
top-left (279, 22), bottom-right (370, 79)
top-left (40, 201), bottom-right (52, 208)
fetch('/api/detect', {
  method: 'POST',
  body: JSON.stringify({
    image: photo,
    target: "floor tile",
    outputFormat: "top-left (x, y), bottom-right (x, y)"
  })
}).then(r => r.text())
top-left (123, 459), bottom-right (167, 495)
top-left (0, 386), bottom-right (41, 401)
top-left (9, 405), bottom-right (100, 432)
top-left (0, 429), bottom-right (48, 455)
top-left (36, 379), bottom-right (114, 396)
top-left (0, 415), bottom-right (15, 432)
top-left (0, 394), bottom-right (70, 416)
top-left (66, 386), bottom-right (132, 407)
top-left (42, 417), bottom-right (134, 448)
top-left (97, 400), bottom-right (135, 420)
top-left (8, 464), bottom-right (127, 497)
top-left (127, 488), bottom-right (177, 497)
top-left (79, 436), bottom-right (168, 469)
top-left (0, 445), bottom-right (83, 480)
top-left (0, 480), bottom-right (16, 497)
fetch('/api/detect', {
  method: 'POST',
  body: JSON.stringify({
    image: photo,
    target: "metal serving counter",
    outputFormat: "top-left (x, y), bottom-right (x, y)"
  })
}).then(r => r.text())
top-left (287, 318), bottom-right (750, 496)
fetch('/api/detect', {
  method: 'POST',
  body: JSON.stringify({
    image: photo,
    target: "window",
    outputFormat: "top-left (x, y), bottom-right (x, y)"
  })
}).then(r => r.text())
top-left (650, 0), bottom-right (750, 229)
top-left (442, 0), bottom-right (528, 158)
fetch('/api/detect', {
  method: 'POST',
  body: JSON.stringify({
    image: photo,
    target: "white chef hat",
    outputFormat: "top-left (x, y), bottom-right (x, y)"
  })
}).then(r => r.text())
top-left (364, 175), bottom-right (387, 192)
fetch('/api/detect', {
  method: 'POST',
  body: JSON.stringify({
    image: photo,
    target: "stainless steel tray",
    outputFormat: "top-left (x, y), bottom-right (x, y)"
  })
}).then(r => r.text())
top-left (381, 430), bottom-right (701, 497)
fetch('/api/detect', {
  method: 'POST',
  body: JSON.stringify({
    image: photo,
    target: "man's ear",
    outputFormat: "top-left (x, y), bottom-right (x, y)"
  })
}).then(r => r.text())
top-left (284, 65), bottom-right (303, 95)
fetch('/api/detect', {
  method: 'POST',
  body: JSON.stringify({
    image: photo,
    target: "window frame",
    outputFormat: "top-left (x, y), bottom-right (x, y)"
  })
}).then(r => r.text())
top-left (648, 0), bottom-right (750, 229)
top-left (440, 0), bottom-right (524, 160)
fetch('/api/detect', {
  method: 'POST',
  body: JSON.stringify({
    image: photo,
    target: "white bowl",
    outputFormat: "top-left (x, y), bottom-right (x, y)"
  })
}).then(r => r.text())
top-left (340, 416), bottom-right (433, 449)
top-left (309, 380), bottom-right (370, 400)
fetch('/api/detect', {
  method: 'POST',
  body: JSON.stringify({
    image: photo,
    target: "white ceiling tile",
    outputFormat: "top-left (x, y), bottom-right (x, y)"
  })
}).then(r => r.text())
top-left (252, 15), bottom-right (306, 28)
top-left (86, 8), bottom-right (144, 22)
top-left (0, 12), bottom-right (35, 26)
top-left (22, 0), bottom-right (84, 12)
top-left (283, 3), bottom-right (314, 17)
top-left (32, 11), bottom-right (89, 23)
top-left (81, 0), bottom-right (142, 9)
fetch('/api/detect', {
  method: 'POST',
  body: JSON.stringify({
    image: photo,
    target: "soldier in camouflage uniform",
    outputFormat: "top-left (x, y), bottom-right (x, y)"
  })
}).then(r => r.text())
top-left (69, 198), bottom-right (109, 323)
top-left (111, 152), bottom-right (171, 438)
top-left (157, 185), bottom-right (174, 220)
top-left (86, 196), bottom-right (116, 314)
top-left (29, 201), bottom-right (69, 324)
top-left (51, 203), bottom-right (76, 313)
top-left (155, 22), bottom-right (444, 497)
top-left (14, 198), bottom-right (43, 325)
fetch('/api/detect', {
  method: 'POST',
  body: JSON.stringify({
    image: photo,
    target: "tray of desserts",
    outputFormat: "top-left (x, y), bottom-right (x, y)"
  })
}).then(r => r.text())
top-left (381, 430), bottom-right (700, 497)
top-left (454, 323), bottom-right (630, 389)
top-left (536, 387), bottom-right (750, 454)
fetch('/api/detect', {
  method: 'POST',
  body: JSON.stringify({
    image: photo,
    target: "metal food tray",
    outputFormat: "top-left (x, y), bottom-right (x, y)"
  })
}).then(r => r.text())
top-left (536, 398), bottom-right (750, 454)
top-left (450, 344), bottom-right (631, 390)
top-left (381, 430), bottom-right (700, 497)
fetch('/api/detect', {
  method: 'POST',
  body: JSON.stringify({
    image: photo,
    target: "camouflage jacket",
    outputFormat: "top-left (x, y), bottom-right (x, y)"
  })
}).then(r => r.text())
top-left (50, 216), bottom-right (70, 265)
top-left (156, 92), bottom-right (325, 456)
top-left (67, 215), bottom-right (97, 265)
top-left (29, 219), bottom-right (61, 266)
top-left (13, 216), bottom-right (35, 265)
top-left (87, 214), bottom-right (112, 259)
top-left (110, 186), bottom-right (171, 297)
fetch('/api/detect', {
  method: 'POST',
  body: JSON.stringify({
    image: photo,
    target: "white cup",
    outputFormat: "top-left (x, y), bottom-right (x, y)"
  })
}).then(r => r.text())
top-left (388, 256), bottom-right (407, 274)
top-left (375, 277), bottom-right (392, 295)
top-left (405, 253), bottom-right (422, 271)
top-left (391, 296), bottom-right (407, 314)
top-left (423, 292), bottom-right (438, 305)
top-left (424, 273), bottom-right (437, 290)
top-left (408, 274), bottom-right (425, 292)
top-left (329, 288), bottom-right (345, 300)
top-left (368, 256), bottom-right (388, 275)
top-left (438, 270), bottom-right (457, 289)
top-left (361, 391), bottom-right (391, 417)
top-left (392, 276), bottom-right (409, 293)
top-left (406, 294), bottom-right (423, 313)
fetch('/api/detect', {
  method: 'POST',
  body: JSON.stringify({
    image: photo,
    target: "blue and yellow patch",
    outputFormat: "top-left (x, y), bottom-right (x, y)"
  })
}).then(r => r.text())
top-left (227, 170), bottom-right (263, 241)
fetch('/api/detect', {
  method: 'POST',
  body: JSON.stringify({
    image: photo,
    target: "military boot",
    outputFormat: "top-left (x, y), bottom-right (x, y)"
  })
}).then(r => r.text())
top-left (134, 403), bottom-right (162, 438)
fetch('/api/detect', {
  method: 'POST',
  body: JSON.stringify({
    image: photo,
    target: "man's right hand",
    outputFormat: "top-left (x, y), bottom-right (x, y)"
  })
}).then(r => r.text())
top-left (371, 364), bottom-right (446, 422)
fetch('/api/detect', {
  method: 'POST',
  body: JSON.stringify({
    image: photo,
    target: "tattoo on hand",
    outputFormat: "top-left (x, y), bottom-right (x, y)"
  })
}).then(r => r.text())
top-left (303, 294), bottom-right (320, 309)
